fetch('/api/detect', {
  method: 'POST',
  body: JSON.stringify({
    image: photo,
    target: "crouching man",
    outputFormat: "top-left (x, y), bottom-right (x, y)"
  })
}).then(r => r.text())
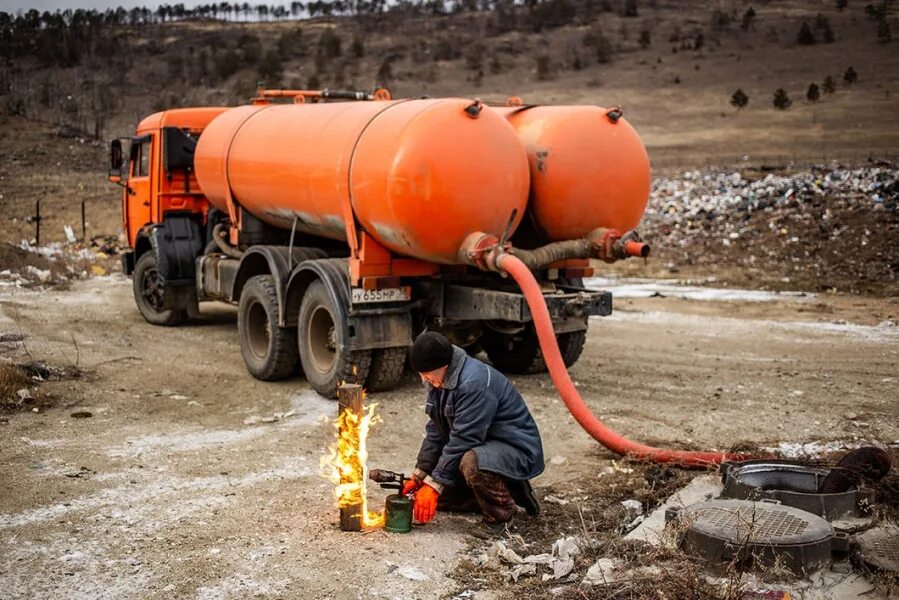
top-left (403, 331), bottom-right (544, 529)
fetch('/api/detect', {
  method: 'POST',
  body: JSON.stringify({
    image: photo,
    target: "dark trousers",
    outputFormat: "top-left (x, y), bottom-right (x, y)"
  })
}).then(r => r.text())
top-left (437, 450), bottom-right (517, 523)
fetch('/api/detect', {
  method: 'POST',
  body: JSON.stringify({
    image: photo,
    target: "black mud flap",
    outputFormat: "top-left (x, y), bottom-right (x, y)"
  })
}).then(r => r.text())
top-left (150, 214), bottom-right (204, 286)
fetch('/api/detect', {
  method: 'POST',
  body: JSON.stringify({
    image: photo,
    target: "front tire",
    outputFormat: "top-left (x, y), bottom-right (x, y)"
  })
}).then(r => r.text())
top-left (133, 252), bottom-right (187, 326)
top-left (297, 279), bottom-right (370, 398)
top-left (238, 275), bottom-right (298, 381)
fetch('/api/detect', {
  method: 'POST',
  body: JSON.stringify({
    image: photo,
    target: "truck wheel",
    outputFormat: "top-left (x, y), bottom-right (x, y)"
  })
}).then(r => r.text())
top-left (133, 252), bottom-right (187, 326)
top-left (297, 279), bottom-right (370, 398)
top-left (557, 329), bottom-right (587, 367)
top-left (484, 326), bottom-right (587, 374)
top-left (238, 275), bottom-right (298, 381)
top-left (484, 326), bottom-right (544, 374)
top-left (365, 348), bottom-right (407, 392)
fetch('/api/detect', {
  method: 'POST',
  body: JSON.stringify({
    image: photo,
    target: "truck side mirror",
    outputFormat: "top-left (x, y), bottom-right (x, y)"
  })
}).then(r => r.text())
top-left (109, 139), bottom-right (123, 183)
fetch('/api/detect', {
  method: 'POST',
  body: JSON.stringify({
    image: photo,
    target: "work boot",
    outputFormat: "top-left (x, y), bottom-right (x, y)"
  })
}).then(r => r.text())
top-left (507, 479), bottom-right (540, 516)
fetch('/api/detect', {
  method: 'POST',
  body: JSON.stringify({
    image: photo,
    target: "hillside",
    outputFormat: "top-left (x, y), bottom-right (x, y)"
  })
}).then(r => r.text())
top-left (1, 0), bottom-right (897, 250)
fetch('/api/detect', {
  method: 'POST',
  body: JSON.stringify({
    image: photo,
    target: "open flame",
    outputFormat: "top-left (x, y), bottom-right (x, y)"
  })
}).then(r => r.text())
top-left (320, 395), bottom-right (385, 528)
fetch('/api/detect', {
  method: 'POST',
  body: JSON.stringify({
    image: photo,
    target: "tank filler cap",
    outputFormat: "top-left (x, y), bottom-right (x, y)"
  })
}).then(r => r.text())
top-left (606, 107), bottom-right (623, 123)
top-left (464, 100), bottom-right (483, 119)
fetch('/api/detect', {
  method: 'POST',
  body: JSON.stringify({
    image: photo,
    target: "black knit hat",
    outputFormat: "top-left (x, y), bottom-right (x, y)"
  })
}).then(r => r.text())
top-left (409, 332), bottom-right (453, 372)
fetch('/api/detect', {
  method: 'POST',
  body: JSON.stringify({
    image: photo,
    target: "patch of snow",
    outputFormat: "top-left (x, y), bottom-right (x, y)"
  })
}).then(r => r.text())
top-left (584, 277), bottom-right (813, 302)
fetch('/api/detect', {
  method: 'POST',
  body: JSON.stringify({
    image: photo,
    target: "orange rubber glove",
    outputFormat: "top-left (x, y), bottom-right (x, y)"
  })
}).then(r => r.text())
top-left (402, 477), bottom-right (422, 495)
top-left (413, 483), bottom-right (439, 524)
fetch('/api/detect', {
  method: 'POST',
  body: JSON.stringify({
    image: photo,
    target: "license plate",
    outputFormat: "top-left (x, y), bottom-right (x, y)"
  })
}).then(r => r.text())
top-left (350, 286), bottom-right (411, 304)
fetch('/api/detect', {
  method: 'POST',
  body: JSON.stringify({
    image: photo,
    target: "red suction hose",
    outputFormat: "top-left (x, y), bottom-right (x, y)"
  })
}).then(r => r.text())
top-left (497, 253), bottom-right (746, 468)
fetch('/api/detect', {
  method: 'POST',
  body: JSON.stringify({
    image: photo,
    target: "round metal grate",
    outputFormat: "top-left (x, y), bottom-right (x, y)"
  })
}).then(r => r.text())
top-left (668, 499), bottom-right (841, 576)
top-left (857, 526), bottom-right (899, 574)
top-left (695, 504), bottom-right (811, 542)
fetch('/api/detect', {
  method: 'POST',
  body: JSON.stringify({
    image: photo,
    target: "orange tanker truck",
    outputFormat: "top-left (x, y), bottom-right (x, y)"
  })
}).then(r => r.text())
top-left (108, 88), bottom-right (651, 399)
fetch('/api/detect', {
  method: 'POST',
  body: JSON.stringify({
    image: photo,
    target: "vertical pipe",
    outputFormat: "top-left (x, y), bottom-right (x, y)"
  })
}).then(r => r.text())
top-left (81, 200), bottom-right (86, 240)
top-left (35, 200), bottom-right (41, 246)
top-left (338, 383), bottom-right (363, 531)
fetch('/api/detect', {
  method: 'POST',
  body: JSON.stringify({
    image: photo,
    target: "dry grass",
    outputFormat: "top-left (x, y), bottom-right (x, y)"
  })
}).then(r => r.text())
top-left (0, 362), bottom-right (29, 406)
top-left (448, 462), bottom-right (748, 599)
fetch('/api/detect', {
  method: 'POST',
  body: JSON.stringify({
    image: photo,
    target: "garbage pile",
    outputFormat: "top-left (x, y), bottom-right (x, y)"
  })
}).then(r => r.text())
top-left (638, 165), bottom-right (899, 294)
top-left (0, 235), bottom-right (123, 290)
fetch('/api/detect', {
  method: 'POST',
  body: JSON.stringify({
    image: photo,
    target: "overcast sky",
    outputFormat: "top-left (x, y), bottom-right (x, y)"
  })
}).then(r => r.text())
top-left (1, 0), bottom-right (295, 13)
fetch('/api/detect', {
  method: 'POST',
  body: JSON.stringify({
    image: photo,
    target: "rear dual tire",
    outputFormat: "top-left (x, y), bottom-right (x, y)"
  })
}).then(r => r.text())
top-left (297, 279), bottom-right (370, 398)
top-left (238, 275), bottom-right (299, 381)
top-left (483, 325), bottom-right (586, 375)
top-left (238, 275), bottom-right (408, 396)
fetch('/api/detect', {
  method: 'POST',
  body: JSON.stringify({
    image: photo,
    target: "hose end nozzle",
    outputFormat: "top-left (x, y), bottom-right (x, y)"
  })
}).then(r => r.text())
top-left (623, 240), bottom-right (650, 258)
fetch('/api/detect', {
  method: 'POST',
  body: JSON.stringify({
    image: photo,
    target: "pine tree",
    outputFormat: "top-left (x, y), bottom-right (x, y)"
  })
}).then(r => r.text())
top-left (807, 83), bottom-right (820, 103)
top-left (351, 36), bottom-right (364, 58)
top-left (639, 29), bottom-right (651, 49)
top-left (741, 7), bottom-right (756, 32)
top-left (843, 66), bottom-right (858, 84)
top-left (536, 54), bottom-right (553, 80)
top-left (797, 21), bottom-right (816, 45)
top-left (730, 88), bottom-right (749, 109)
top-left (624, 0), bottom-right (638, 17)
top-left (822, 75), bottom-right (836, 94)
top-left (773, 88), bottom-right (792, 109)
top-left (877, 18), bottom-right (892, 43)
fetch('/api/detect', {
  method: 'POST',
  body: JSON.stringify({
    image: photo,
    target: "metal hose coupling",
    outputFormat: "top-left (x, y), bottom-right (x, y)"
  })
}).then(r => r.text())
top-left (585, 228), bottom-right (650, 262)
top-left (460, 227), bottom-right (650, 272)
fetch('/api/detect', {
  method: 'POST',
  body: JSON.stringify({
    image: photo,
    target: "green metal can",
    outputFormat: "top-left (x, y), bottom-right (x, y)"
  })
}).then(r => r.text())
top-left (384, 494), bottom-right (413, 533)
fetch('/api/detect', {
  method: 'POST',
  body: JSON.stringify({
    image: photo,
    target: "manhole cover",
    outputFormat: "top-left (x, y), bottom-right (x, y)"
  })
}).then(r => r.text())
top-left (857, 525), bottom-right (899, 574)
top-left (668, 499), bottom-right (845, 576)
top-left (720, 460), bottom-right (874, 521)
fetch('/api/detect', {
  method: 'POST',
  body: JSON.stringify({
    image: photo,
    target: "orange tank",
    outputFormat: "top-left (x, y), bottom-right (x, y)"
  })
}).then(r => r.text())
top-left (194, 99), bottom-right (529, 264)
top-left (496, 105), bottom-right (651, 242)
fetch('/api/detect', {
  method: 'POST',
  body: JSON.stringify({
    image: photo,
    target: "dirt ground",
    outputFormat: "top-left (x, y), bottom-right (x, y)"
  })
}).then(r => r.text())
top-left (0, 274), bottom-right (896, 599)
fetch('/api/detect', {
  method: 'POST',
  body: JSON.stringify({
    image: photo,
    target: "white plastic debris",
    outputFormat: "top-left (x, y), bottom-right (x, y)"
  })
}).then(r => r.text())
top-left (620, 499), bottom-right (643, 516)
top-left (64, 225), bottom-right (77, 243)
top-left (487, 541), bottom-right (524, 565)
top-left (507, 563), bottom-right (537, 582)
top-left (25, 265), bottom-right (51, 282)
top-left (584, 557), bottom-right (623, 585)
top-left (395, 565), bottom-right (430, 581)
top-left (523, 553), bottom-right (555, 565)
top-left (544, 494), bottom-right (569, 506)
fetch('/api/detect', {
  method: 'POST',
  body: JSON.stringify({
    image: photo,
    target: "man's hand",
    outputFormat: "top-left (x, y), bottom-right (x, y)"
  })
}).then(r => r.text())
top-left (402, 477), bottom-right (422, 495)
top-left (413, 484), bottom-right (439, 524)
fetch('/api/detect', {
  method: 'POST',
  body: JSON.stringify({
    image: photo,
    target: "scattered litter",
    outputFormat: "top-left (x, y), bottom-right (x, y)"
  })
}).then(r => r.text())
top-left (487, 541), bottom-right (524, 565)
top-left (64, 466), bottom-right (94, 478)
top-left (523, 553), bottom-right (554, 565)
top-left (544, 494), bottom-right (569, 506)
top-left (25, 265), bottom-right (51, 283)
top-left (584, 557), bottom-right (623, 585)
top-left (243, 409), bottom-right (297, 426)
top-left (506, 563), bottom-right (536, 582)
top-left (394, 565), bottom-right (430, 581)
top-left (64, 226), bottom-right (77, 243)
top-left (620, 499), bottom-right (643, 516)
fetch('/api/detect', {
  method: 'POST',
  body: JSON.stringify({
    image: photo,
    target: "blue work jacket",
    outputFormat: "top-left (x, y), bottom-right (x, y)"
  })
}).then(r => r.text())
top-left (415, 346), bottom-right (545, 487)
